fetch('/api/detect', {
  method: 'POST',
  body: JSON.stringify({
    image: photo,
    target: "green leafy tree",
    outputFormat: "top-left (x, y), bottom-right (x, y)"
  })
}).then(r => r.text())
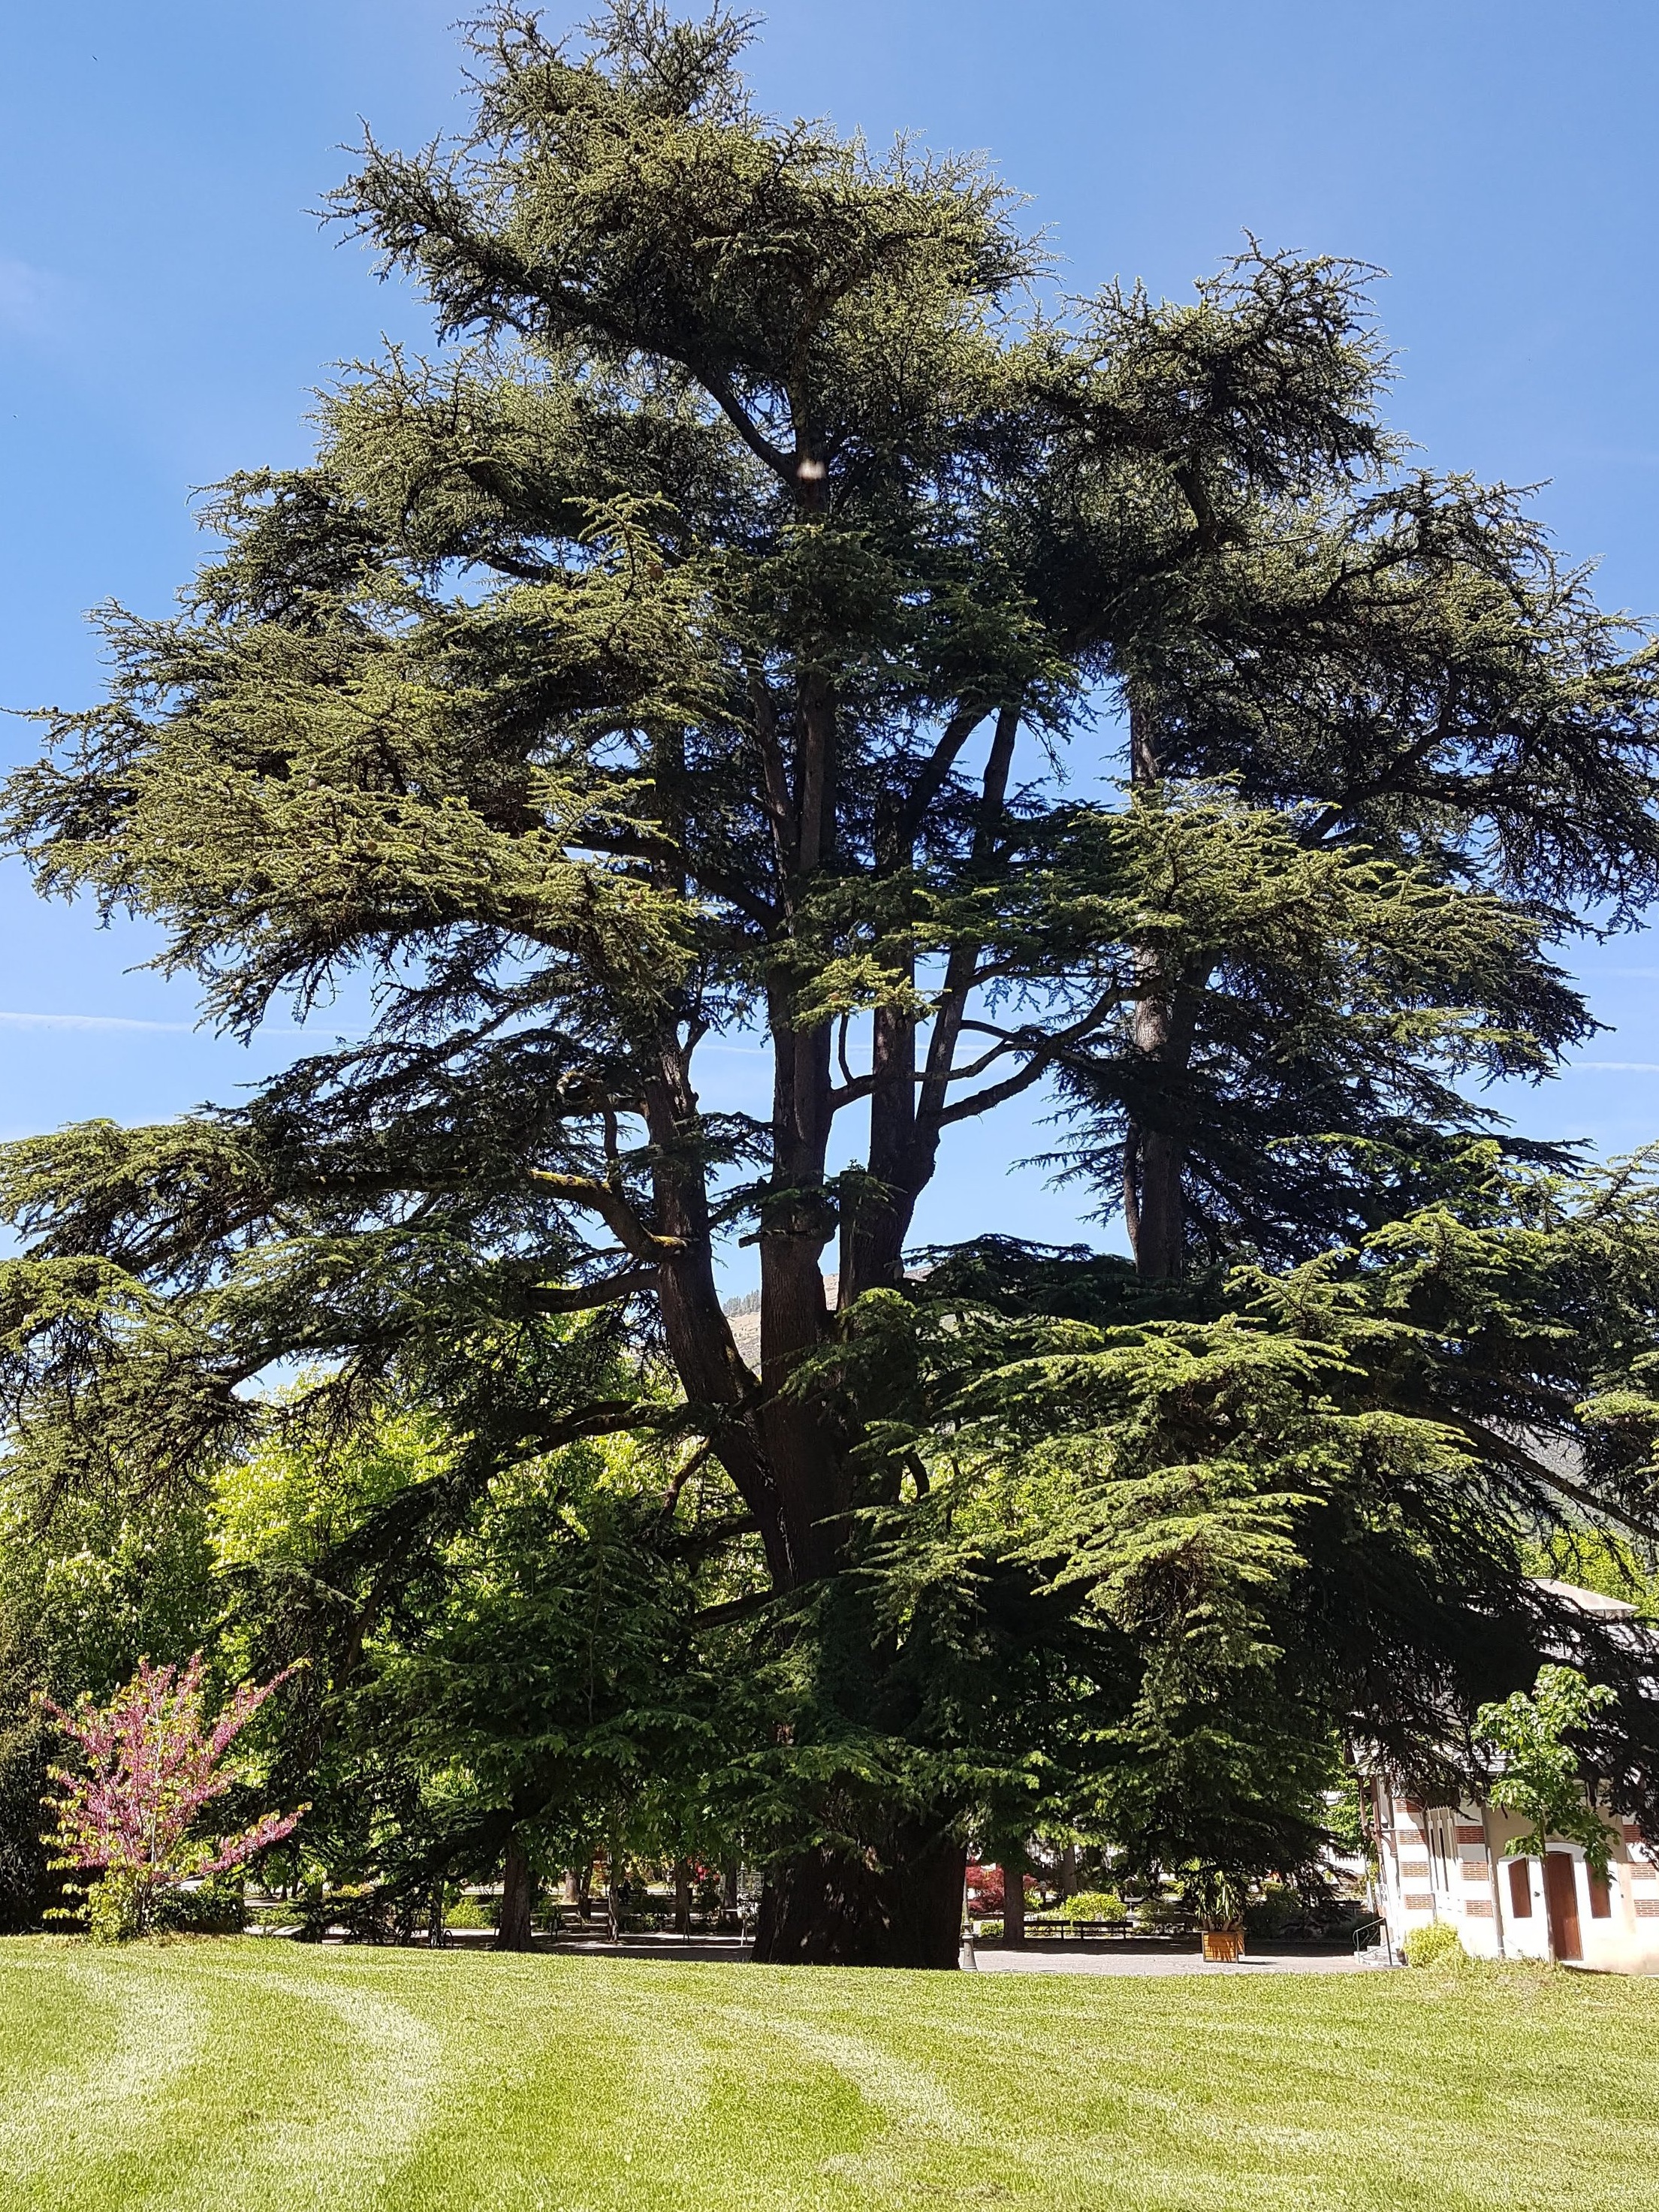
top-left (1476, 1664), bottom-right (1618, 1874)
top-left (3, 6), bottom-right (1659, 1963)
top-left (208, 1400), bottom-right (757, 1946)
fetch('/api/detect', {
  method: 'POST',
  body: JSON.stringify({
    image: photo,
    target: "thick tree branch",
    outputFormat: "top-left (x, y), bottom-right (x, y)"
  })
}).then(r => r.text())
top-left (916, 705), bottom-right (1024, 1127)
top-left (1455, 1417), bottom-right (1659, 1544)
top-left (749, 668), bottom-right (797, 883)
top-left (893, 704), bottom-right (991, 852)
top-left (526, 1266), bottom-right (660, 1314)
top-left (526, 1170), bottom-right (683, 1261)
top-left (934, 1057), bottom-right (1053, 1128)
top-left (695, 364), bottom-right (796, 480)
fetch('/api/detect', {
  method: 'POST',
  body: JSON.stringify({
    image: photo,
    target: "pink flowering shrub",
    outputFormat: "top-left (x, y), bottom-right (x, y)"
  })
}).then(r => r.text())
top-left (40, 1653), bottom-right (306, 1938)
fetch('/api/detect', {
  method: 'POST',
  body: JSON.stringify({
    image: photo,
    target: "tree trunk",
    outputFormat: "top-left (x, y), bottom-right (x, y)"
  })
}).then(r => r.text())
top-left (1002, 1851), bottom-right (1027, 1948)
top-left (607, 1843), bottom-right (623, 1942)
top-left (1123, 692), bottom-right (1194, 1284)
top-left (674, 1856), bottom-right (692, 1936)
top-left (496, 1829), bottom-right (535, 1952)
top-left (650, 691), bottom-right (1006, 1967)
top-left (843, 705), bottom-right (1024, 1308)
top-left (1124, 1117), bottom-right (1187, 1284)
top-left (752, 1821), bottom-right (966, 1968)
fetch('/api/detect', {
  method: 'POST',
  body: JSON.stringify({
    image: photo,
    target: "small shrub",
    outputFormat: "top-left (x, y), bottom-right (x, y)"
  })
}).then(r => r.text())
top-left (1244, 1883), bottom-right (1305, 1940)
top-left (38, 1655), bottom-right (304, 1937)
top-left (976, 1918), bottom-right (1003, 1942)
top-left (84, 1870), bottom-right (140, 1944)
top-left (151, 1873), bottom-right (246, 1936)
top-left (1136, 1892), bottom-right (1191, 1928)
top-left (1057, 1889), bottom-right (1127, 1922)
top-left (291, 1882), bottom-right (397, 1944)
top-left (246, 1898), bottom-right (303, 1931)
top-left (1403, 1921), bottom-right (1466, 1969)
top-left (445, 1892), bottom-right (491, 1930)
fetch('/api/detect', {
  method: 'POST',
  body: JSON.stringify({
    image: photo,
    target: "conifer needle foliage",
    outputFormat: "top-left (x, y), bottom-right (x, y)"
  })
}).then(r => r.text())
top-left (5, 5), bottom-right (1659, 1960)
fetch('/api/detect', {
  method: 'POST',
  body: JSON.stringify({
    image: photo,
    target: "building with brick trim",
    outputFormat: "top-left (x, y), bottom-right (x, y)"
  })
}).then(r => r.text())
top-left (1369, 1581), bottom-right (1659, 1973)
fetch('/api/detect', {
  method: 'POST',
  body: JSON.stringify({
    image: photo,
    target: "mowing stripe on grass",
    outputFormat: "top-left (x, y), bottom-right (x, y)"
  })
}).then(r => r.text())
top-left (6, 1942), bottom-right (1659, 2212)
top-left (0, 1951), bottom-right (210, 2206)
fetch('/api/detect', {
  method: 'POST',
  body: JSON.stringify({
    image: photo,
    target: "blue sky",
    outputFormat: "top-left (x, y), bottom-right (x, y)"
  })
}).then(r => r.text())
top-left (2, 0), bottom-right (1656, 1284)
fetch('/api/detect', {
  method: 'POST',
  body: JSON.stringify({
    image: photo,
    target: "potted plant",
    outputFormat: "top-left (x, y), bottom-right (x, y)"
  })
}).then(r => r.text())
top-left (1185, 1867), bottom-right (1247, 1962)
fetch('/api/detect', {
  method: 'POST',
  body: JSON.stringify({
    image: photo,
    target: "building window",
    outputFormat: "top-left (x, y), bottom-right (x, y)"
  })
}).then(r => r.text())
top-left (1588, 1866), bottom-right (1613, 1920)
top-left (1426, 1808), bottom-right (1458, 1893)
top-left (1507, 1858), bottom-right (1532, 1919)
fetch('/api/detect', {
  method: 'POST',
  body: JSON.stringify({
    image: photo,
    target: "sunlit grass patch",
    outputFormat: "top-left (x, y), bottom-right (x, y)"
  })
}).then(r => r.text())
top-left (2, 1939), bottom-right (1656, 2210)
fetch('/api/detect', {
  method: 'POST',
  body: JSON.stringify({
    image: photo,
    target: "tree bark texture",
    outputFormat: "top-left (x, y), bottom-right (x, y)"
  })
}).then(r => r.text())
top-left (1124, 693), bottom-right (1195, 1283)
top-left (753, 1825), bottom-right (967, 1969)
top-left (1002, 1853), bottom-right (1027, 1948)
top-left (496, 1829), bottom-right (535, 1952)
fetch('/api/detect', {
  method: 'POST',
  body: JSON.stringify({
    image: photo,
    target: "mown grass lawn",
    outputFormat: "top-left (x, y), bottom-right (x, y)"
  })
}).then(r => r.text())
top-left (2, 1939), bottom-right (1657, 2212)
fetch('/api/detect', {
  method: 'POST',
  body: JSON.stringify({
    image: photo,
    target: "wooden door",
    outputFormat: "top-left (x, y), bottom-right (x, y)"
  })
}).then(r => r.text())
top-left (1507, 1857), bottom-right (1532, 1918)
top-left (1545, 1851), bottom-right (1582, 1960)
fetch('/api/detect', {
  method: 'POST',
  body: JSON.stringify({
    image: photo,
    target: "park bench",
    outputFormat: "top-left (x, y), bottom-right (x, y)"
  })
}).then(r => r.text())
top-left (1023, 1917), bottom-right (1134, 1943)
top-left (1015, 1915), bottom-right (1199, 1944)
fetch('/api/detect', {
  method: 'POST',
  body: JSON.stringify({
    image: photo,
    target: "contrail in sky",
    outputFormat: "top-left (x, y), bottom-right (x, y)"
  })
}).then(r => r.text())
top-left (0, 1012), bottom-right (365, 1037)
top-left (0, 1010), bottom-right (192, 1032)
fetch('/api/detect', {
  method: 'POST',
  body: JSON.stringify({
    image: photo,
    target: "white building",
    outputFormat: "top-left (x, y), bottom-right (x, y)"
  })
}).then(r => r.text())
top-left (1371, 1582), bottom-right (1659, 1973)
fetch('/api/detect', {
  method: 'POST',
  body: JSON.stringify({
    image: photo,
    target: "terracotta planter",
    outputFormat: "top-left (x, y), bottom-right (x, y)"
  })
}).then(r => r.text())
top-left (1201, 1927), bottom-right (1245, 1963)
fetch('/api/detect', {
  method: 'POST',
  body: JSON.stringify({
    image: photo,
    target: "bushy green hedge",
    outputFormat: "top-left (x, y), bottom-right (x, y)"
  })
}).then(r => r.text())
top-left (1403, 1921), bottom-right (1466, 1969)
top-left (1054, 1890), bottom-right (1127, 1921)
top-left (445, 1892), bottom-right (496, 1930)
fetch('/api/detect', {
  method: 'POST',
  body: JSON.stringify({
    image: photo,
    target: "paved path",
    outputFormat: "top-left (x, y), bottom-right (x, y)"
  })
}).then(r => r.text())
top-left (308, 1928), bottom-right (1399, 1975)
top-left (970, 1942), bottom-right (1396, 1977)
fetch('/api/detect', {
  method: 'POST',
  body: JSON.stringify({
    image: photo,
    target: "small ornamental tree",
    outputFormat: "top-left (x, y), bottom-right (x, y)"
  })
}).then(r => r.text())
top-left (41, 1654), bottom-right (306, 1936)
top-left (1475, 1664), bottom-right (1618, 1875)
top-left (964, 1861), bottom-right (1003, 1912)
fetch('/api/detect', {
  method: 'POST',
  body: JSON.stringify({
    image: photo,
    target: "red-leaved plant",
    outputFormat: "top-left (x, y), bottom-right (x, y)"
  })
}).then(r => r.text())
top-left (40, 1653), bottom-right (306, 1937)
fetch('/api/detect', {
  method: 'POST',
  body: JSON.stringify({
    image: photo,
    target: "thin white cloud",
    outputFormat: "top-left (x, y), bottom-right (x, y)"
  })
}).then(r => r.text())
top-left (0, 1011), bottom-right (376, 1040)
top-left (1564, 1061), bottom-right (1659, 1073)
top-left (0, 1009), bottom-right (192, 1033)
top-left (0, 257), bottom-right (71, 342)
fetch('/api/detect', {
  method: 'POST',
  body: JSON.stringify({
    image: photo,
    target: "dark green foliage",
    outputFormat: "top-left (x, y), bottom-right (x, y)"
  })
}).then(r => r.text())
top-left (820, 1148), bottom-right (1659, 1885)
top-left (0, 1707), bottom-right (52, 1933)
